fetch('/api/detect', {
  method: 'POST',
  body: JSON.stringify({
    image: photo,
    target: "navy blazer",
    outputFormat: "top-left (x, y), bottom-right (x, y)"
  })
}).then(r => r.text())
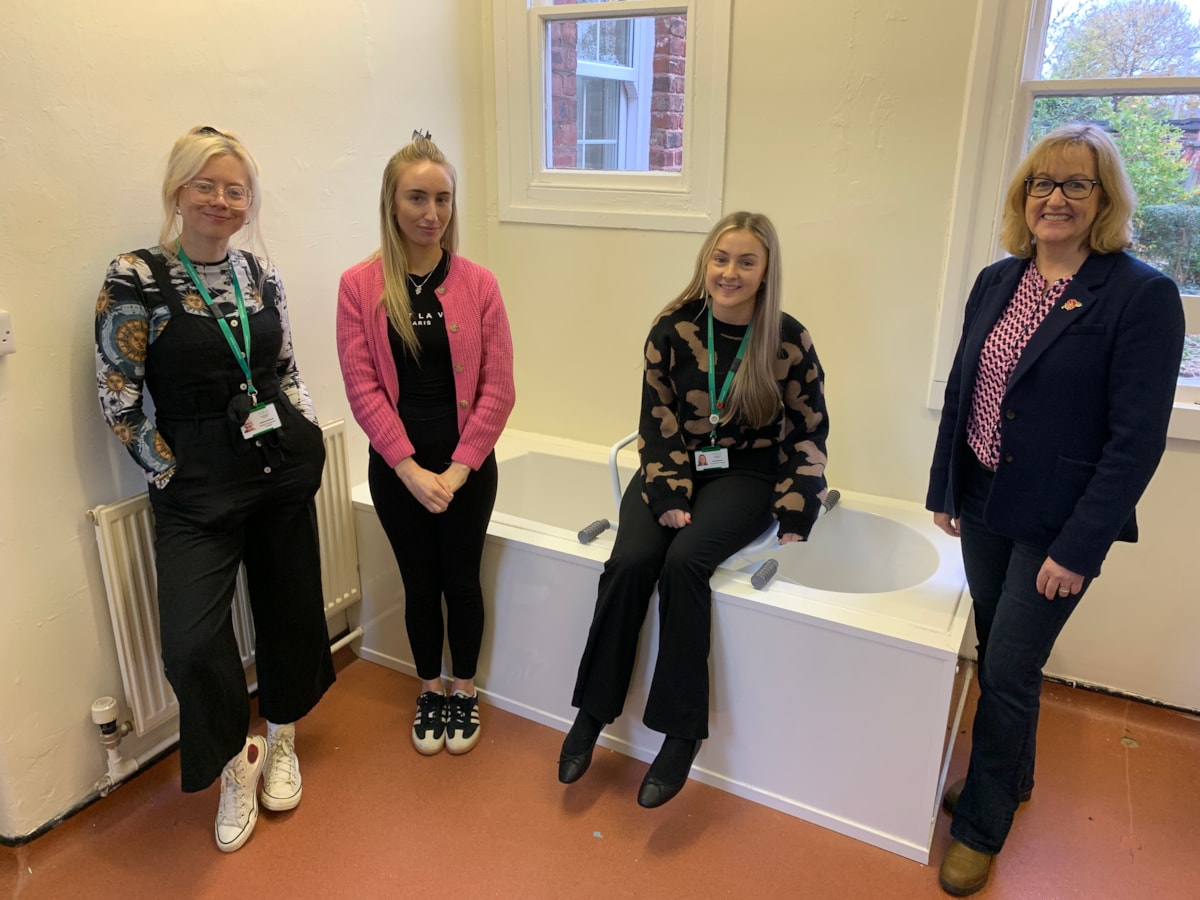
top-left (927, 251), bottom-right (1184, 576)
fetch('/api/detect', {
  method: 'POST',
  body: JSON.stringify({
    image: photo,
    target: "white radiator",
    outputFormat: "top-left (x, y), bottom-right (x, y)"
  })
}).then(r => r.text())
top-left (88, 419), bottom-right (361, 736)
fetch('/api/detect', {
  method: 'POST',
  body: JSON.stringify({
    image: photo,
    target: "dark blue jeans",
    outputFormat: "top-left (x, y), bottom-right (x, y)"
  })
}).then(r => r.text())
top-left (951, 460), bottom-right (1089, 855)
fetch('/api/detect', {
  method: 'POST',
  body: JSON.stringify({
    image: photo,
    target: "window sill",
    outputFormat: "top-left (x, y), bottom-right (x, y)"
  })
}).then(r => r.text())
top-left (1168, 401), bottom-right (1200, 441)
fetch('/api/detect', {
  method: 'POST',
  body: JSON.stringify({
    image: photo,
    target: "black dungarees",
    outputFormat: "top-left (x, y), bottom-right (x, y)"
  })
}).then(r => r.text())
top-left (138, 249), bottom-right (335, 792)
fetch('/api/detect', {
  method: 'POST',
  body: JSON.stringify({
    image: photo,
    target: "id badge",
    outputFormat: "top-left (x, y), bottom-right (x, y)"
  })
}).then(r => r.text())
top-left (241, 402), bottom-right (283, 439)
top-left (694, 446), bottom-right (729, 471)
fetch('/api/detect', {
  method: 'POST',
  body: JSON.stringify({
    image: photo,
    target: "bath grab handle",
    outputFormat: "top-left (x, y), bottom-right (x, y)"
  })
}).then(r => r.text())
top-left (609, 431), bottom-right (640, 509)
top-left (577, 519), bottom-right (611, 544)
top-left (751, 558), bottom-right (779, 590)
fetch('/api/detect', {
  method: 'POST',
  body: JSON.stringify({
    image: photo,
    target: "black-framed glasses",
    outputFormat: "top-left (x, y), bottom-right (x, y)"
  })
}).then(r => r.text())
top-left (412, 128), bottom-right (432, 141)
top-left (1024, 177), bottom-right (1101, 200)
top-left (184, 181), bottom-right (252, 209)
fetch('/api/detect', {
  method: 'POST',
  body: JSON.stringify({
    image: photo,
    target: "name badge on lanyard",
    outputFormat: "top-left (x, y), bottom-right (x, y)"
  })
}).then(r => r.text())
top-left (178, 245), bottom-right (280, 439)
top-left (241, 402), bottom-right (282, 439)
top-left (695, 446), bottom-right (729, 471)
top-left (701, 305), bottom-right (751, 473)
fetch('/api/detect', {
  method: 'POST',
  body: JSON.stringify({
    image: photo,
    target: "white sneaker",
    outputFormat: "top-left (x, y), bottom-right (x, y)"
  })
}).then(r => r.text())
top-left (260, 724), bottom-right (302, 812)
top-left (215, 735), bottom-right (267, 853)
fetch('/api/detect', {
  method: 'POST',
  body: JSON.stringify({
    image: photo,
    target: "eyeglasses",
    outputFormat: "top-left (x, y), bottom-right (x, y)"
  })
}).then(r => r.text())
top-left (412, 128), bottom-right (432, 141)
top-left (1024, 177), bottom-right (1101, 200)
top-left (184, 181), bottom-right (252, 209)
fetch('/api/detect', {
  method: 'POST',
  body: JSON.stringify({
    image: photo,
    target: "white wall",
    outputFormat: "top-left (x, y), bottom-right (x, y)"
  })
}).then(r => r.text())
top-left (0, 0), bottom-right (485, 840)
top-left (1, 0), bottom-right (1195, 841)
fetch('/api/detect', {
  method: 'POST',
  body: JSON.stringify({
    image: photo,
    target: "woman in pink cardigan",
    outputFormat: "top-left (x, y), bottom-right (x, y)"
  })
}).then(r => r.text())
top-left (336, 133), bottom-right (515, 756)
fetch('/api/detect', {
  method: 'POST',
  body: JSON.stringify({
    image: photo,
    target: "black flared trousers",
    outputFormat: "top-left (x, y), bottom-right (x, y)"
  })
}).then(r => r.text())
top-left (571, 471), bottom-right (773, 740)
top-left (150, 406), bottom-right (335, 792)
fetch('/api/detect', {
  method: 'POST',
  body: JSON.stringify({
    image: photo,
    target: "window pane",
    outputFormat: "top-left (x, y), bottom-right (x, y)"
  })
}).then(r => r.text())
top-left (545, 14), bottom-right (687, 172)
top-left (1041, 0), bottom-right (1200, 79)
top-left (1031, 92), bottom-right (1199, 376)
top-left (578, 19), bottom-right (632, 65)
top-left (578, 76), bottom-right (620, 169)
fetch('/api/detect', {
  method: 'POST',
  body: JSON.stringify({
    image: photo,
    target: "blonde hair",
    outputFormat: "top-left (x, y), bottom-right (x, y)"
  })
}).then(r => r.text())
top-left (1000, 123), bottom-right (1136, 258)
top-left (658, 211), bottom-right (784, 429)
top-left (158, 125), bottom-right (265, 260)
top-left (375, 135), bottom-right (460, 357)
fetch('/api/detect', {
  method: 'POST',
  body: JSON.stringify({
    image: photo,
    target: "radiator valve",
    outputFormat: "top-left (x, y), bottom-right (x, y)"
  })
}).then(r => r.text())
top-left (91, 697), bottom-right (137, 792)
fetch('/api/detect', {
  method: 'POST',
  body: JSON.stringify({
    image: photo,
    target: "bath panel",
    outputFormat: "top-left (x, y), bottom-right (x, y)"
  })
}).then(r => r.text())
top-left (352, 429), bottom-right (971, 862)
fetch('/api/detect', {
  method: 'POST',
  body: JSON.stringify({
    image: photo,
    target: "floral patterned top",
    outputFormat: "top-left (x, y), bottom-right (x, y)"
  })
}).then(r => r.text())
top-left (94, 246), bottom-right (316, 486)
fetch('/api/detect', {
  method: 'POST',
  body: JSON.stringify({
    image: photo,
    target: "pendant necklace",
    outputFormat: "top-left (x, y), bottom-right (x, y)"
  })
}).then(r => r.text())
top-left (408, 266), bottom-right (437, 296)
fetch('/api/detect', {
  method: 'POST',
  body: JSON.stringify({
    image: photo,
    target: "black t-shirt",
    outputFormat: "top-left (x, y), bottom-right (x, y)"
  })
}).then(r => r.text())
top-left (387, 251), bottom-right (455, 420)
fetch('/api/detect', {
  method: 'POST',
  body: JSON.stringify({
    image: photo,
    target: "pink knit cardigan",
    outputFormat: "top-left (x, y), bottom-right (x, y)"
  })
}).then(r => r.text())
top-left (336, 254), bottom-right (515, 470)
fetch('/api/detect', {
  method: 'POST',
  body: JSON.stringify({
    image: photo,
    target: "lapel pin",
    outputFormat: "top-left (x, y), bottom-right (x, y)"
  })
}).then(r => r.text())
top-left (1062, 299), bottom-right (1082, 310)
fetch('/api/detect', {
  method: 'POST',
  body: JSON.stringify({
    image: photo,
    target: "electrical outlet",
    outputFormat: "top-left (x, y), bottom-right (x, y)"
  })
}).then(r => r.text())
top-left (0, 310), bottom-right (14, 357)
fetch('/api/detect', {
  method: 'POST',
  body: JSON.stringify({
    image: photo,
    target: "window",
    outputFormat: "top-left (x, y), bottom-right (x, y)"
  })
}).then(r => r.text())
top-left (548, 15), bottom-right (656, 171)
top-left (492, 0), bottom-right (731, 232)
top-left (931, 0), bottom-right (1200, 439)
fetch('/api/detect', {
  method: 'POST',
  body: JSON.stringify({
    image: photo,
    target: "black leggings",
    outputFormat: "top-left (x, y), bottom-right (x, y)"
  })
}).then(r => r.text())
top-left (368, 414), bottom-right (497, 682)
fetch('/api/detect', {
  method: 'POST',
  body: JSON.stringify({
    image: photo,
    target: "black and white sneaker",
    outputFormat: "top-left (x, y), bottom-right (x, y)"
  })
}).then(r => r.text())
top-left (445, 691), bottom-right (481, 755)
top-left (412, 691), bottom-right (446, 755)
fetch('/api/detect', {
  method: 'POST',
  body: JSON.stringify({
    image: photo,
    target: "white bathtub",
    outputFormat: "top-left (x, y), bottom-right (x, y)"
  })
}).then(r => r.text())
top-left (352, 429), bottom-right (972, 863)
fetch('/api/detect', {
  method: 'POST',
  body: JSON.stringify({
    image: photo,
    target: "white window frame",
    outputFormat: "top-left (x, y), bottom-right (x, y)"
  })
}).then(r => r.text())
top-left (569, 17), bottom-right (654, 170)
top-left (492, 0), bottom-right (731, 233)
top-left (930, 0), bottom-right (1200, 440)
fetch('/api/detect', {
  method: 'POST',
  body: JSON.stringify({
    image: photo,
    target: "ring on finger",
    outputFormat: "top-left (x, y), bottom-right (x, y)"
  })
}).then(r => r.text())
top-left (1057, 587), bottom-right (1070, 596)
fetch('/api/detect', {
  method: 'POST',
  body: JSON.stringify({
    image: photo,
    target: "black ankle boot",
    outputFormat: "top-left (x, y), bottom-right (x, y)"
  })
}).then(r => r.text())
top-left (558, 710), bottom-right (603, 784)
top-left (637, 736), bottom-right (701, 808)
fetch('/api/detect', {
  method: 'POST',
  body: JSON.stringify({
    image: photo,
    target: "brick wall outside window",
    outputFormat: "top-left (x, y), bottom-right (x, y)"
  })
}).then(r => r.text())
top-left (547, 13), bottom-right (686, 171)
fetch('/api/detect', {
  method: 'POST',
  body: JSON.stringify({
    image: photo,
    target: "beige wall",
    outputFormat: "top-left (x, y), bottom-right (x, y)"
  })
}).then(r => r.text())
top-left (0, 0), bottom-right (485, 839)
top-left (1, 0), bottom-right (1195, 840)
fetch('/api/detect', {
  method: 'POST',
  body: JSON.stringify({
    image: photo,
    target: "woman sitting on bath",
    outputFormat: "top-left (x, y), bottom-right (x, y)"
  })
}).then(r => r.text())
top-left (558, 211), bottom-right (830, 807)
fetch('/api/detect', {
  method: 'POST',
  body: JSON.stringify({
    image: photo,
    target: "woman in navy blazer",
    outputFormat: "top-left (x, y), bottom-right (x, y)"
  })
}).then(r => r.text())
top-left (927, 124), bottom-right (1184, 896)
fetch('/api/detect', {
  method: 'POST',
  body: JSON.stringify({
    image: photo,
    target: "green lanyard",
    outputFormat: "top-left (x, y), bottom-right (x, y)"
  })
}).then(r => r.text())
top-left (706, 304), bottom-right (752, 443)
top-left (177, 245), bottom-right (256, 404)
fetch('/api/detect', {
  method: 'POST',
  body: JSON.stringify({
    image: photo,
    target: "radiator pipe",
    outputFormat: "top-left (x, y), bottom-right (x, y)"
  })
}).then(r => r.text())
top-left (330, 626), bottom-right (364, 655)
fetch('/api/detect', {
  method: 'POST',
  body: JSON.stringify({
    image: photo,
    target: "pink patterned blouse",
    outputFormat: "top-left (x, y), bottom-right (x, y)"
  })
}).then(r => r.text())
top-left (967, 262), bottom-right (1073, 469)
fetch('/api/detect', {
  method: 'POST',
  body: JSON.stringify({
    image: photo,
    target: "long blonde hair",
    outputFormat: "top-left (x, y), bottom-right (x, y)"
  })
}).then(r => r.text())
top-left (658, 211), bottom-right (784, 428)
top-left (376, 135), bottom-right (460, 357)
top-left (158, 125), bottom-right (265, 260)
top-left (999, 123), bottom-right (1136, 258)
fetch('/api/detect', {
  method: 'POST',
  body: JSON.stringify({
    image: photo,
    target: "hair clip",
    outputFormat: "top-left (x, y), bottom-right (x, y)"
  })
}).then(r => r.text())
top-left (412, 128), bottom-right (432, 141)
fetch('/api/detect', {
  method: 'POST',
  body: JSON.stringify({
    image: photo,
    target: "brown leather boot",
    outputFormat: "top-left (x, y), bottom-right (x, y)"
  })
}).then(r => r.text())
top-left (938, 840), bottom-right (993, 896)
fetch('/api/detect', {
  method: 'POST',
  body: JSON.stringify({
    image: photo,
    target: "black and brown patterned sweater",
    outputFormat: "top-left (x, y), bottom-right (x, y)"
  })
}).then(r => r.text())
top-left (638, 298), bottom-right (829, 539)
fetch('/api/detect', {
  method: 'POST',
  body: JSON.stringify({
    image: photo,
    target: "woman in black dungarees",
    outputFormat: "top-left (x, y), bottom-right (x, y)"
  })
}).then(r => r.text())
top-left (94, 126), bottom-right (334, 853)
